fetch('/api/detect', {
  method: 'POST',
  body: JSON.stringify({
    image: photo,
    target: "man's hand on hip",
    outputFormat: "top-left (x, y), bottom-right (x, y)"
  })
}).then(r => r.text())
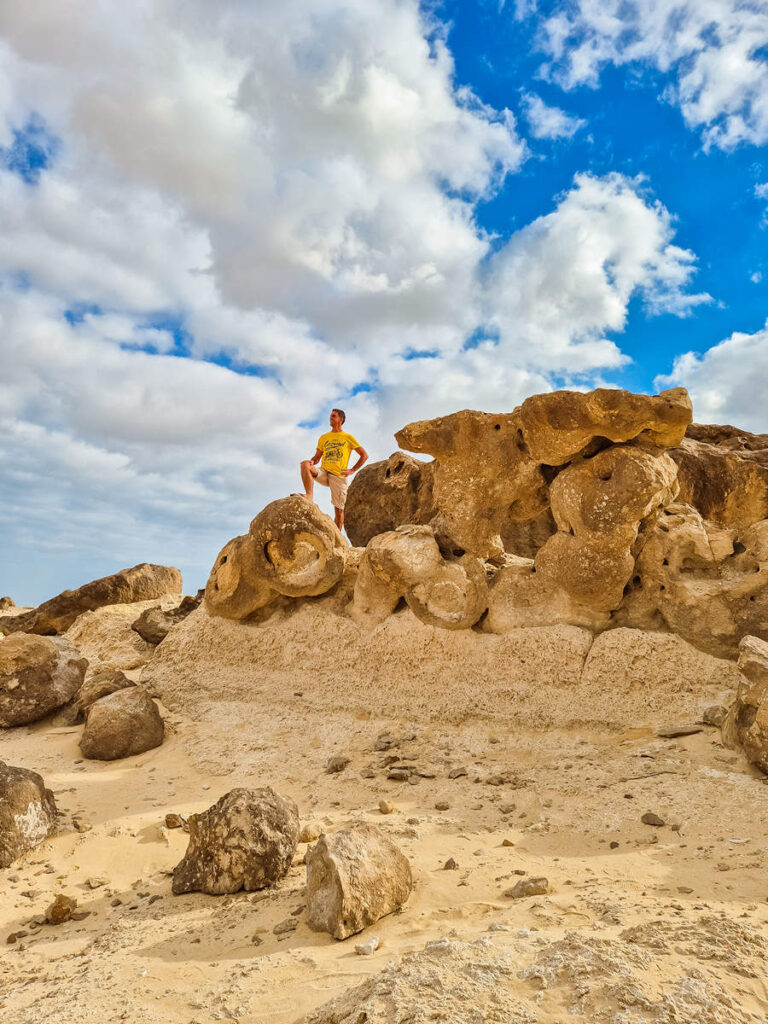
top-left (341, 469), bottom-right (354, 477)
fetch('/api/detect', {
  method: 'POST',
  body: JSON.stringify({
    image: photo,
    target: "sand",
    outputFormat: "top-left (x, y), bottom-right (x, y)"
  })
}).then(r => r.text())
top-left (2, 601), bottom-right (767, 1023)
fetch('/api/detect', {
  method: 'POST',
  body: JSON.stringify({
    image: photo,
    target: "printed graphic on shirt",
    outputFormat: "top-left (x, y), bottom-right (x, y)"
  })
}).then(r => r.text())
top-left (316, 431), bottom-right (361, 477)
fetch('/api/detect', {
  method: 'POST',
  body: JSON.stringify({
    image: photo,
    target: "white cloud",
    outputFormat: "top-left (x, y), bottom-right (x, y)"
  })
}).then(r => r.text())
top-left (655, 322), bottom-right (768, 431)
top-left (534, 0), bottom-right (768, 149)
top-left (521, 91), bottom-right (585, 139)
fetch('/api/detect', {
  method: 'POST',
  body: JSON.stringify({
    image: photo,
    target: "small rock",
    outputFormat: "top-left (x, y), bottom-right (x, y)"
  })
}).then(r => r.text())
top-left (360, 769), bottom-right (376, 779)
top-left (448, 767), bottom-right (467, 779)
top-left (387, 768), bottom-right (410, 782)
top-left (444, 858), bottom-right (459, 870)
top-left (378, 800), bottom-right (395, 815)
top-left (406, 817), bottom-right (419, 825)
top-left (702, 705), bottom-right (728, 728)
top-left (502, 838), bottom-right (515, 847)
top-left (504, 877), bottom-right (548, 899)
top-left (86, 877), bottom-right (106, 889)
top-left (434, 800), bottom-right (450, 811)
top-left (326, 756), bottom-right (350, 774)
top-left (165, 813), bottom-right (186, 830)
top-left (610, 841), bottom-right (619, 849)
top-left (641, 811), bottom-right (665, 827)
top-left (355, 936), bottom-right (380, 955)
top-left (273, 917), bottom-right (298, 935)
top-left (46, 894), bottom-right (77, 925)
top-left (499, 803), bottom-right (516, 814)
top-left (70, 910), bottom-right (91, 921)
top-left (300, 823), bottom-right (322, 843)
top-left (656, 724), bottom-right (703, 738)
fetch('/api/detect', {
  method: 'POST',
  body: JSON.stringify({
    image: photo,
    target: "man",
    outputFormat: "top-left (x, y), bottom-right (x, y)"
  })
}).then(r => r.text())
top-left (300, 408), bottom-right (368, 531)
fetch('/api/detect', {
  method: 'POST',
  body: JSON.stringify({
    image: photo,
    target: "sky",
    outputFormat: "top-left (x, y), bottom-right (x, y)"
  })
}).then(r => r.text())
top-left (1, 0), bottom-right (767, 605)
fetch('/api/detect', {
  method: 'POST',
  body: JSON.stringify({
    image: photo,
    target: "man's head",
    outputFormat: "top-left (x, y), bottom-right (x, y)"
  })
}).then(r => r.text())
top-left (330, 408), bottom-right (346, 430)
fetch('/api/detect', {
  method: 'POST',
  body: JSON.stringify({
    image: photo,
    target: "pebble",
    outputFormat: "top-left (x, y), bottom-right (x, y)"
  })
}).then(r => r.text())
top-left (354, 936), bottom-right (380, 955)
top-left (379, 800), bottom-right (395, 815)
top-left (641, 811), bottom-right (665, 827)
top-left (326, 756), bottom-right (350, 774)
top-left (87, 877), bottom-right (107, 889)
top-left (46, 894), bottom-right (77, 925)
top-left (444, 858), bottom-right (459, 870)
top-left (434, 800), bottom-right (450, 811)
top-left (388, 768), bottom-right (410, 782)
top-left (165, 813), bottom-right (186, 829)
top-left (502, 838), bottom-right (515, 847)
top-left (504, 877), bottom-right (549, 899)
top-left (273, 917), bottom-right (298, 935)
top-left (299, 823), bottom-right (322, 842)
top-left (448, 767), bottom-right (468, 779)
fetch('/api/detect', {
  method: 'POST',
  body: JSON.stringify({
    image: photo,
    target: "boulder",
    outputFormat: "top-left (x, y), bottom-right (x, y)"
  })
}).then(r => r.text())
top-left (75, 668), bottom-right (134, 719)
top-left (1, 564), bottom-right (183, 636)
top-left (131, 591), bottom-right (204, 645)
top-left (722, 636), bottom-right (768, 772)
top-left (0, 634), bottom-right (88, 727)
top-left (205, 496), bottom-right (347, 621)
top-left (172, 787), bottom-right (299, 895)
top-left (0, 762), bottom-right (58, 867)
top-left (306, 823), bottom-right (413, 940)
top-left (672, 433), bottom-right (768, 531)
top-left (79, 686), bottom-right (164, 760)
top-left (352, 525), bottom-right (488, 630)
top-left (345, 453), bottom-right (435, 548)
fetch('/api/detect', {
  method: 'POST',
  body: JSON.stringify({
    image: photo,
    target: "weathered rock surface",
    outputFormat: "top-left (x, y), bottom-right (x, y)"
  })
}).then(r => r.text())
top-left (0, 762), bottom-right (58, 867)
top-left (79, 686), bottom-right (164, 760)
top-left (1, 564), bottom-right (182, 636)
top-left (0, 634), bottom-right (88, 727)
top-left (205, 496), bottom-right (347, 621)
top-left (0, 596), bottom-right (15, 611)
top-left (172, 787), bottom-right (299, 895)
top-left (76, 668), bottom-right (134, 719)
top-left (722, 635), bottom-right (768, 772)
top-left (352, 524), bottom-right (488, 630)
top-left (131, 591), bottom-right (203, 645)
top-left (672, 432), bottom-right (768, 531)
top-left (345, 452), bottom-right (434, 549)
top-left (306, 823), bottom-right (413, 939)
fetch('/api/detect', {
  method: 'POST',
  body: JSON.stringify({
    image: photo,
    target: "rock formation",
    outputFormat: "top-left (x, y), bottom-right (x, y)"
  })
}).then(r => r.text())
top-left (131, 591), bottom-right (203, 645)
top-left (306, 823), bottom-right (413, 939)
top-left (0, 634), bottom-right (88, 727)
top-left (79, 687), bottom-right (164, 760)
top-left (0, 762), bottom-right (58, 867)
top-left (722, 635), bottom-right (768, 772)
top-left (0, 564), bottom-right (183, 636)
top-left (205, 496), bottom-right (347, 621)
top-left (172, 787), bottom-right (299, 895)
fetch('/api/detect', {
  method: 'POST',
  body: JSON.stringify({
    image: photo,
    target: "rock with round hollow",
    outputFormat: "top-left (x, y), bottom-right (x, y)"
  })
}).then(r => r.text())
top-left (722, 635), bottom-right (768, 772)
top-left (306, 823), bottom-right (413, 940)
top-left (0, 634), bottom-right (88, 727)
top-left (79, 687), bottom-right (164, 760)
top-left (0, 762), bottom-right (58, 868)
top-left (352, 525), bottom-right (487, 630)
top-left (172, 787), bottom-right (299, 895)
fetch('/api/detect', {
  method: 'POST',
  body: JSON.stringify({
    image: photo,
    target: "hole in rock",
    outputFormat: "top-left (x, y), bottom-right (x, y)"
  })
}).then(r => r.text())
top-left (733, 541), bottom-right (746, 554)
top-left (220, 555), bottom-right (228, 565)
top-left (494, 424), bottom-right (501, 431)
top-left (264, 543), bottom-right (273, 564)
top-left (452, 548), bottom-right (465, 558)
top-left (385, 469), bottom-right (391, 478)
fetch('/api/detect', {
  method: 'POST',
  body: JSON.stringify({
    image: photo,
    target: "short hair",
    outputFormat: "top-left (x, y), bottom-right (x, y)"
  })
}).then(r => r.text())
top-left (332, 407), bottom-right (346, 424)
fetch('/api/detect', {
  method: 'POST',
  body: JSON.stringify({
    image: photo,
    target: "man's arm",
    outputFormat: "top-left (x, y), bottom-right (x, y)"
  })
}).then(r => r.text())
top-left (342, 446), bottom-right (368, 477)
top-left (310, 448), bottom-right (323, 465)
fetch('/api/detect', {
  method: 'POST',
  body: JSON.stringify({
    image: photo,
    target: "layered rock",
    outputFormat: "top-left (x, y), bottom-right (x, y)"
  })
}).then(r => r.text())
top-left (306, 823), bottom-right (412, 939)
top-left (0, 635), bottom-right (88, 727)
top-left (172, 787), bottom-right (299, 895)
top-left (0, 564), bottom-right (183, 636)
top-left (351, 524), bottom-right (487, 630)
top-left (79, 687), bottom-right (164, 760)
top-left (722, 636), bottom-right (768, 771)
top-left (205, 496), bottom-right (347, 621)
top-left (0, 762), bottom-right (58, 867)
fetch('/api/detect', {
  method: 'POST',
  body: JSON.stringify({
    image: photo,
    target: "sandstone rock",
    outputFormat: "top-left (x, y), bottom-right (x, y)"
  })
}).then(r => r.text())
top-left (518, 387), bottom-right (692, 466)
top-left (0, 634), bottom-right (88, 727)
top-left (45, 894), bottom-right (76, 924)
top-left (306, 823), bottom-right (412, 940)
top-left (722, 636), bottom-right (768, 773)
top-left (205, 497), bottom-right (347, 621)
top-left (76, 668), bottom-right (134, 719)
top-left (131, 591), bottom-right (203, 645)
top-left (79, 687), bottom-right (164, 760)
top-left (0, 608), bottom-right (37, 635)
top-left (352, 525), bottom-right (487, 630)
top-left (504, 876), bottom-right (548, 898)
top-left (172, 787), bottom-right (299, 895)
top-left (24, 564), bottom-right (182, 636)
top-left (0, 762), bottom-right (58, 867)
top-left (345, 453), bottom-right (435, 548)
top-left (0, 597), bottom-right (15, 611)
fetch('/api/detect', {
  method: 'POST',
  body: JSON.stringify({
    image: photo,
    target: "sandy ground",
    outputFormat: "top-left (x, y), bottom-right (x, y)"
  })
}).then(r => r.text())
top-left (2, 603), bottom-right (768, 1023)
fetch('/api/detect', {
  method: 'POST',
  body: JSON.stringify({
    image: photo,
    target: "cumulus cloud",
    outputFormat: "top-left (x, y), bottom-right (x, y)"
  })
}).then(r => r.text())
top-left (0, 0), bottom-right (714, 602)
top-left (521, 91), bottom-right (585, 139)
top-left (655, 323), bottom-right (768, 431)
top-left (533, 0), bottom-right (768, 149)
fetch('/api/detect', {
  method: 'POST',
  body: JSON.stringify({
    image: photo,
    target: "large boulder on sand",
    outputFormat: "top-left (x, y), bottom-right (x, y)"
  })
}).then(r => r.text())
top-left (0, 634), bottom-right (88, 727)
top-left (172, 787), bottom-right (299, 895)
top-left (75, 668), bottom-right (134, 720)
top-left (306, 823), bottom-right (413, 940)
top-left (722, 636), bottom-right (768, 772)
top-left (79, 686), bottom-right (164, 760)
top-left (0, 762), bottom-right (58, 867)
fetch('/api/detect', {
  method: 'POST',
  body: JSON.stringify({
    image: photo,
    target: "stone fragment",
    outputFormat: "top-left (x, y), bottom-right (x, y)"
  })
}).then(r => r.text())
top-left (722, 635), bottom-right (768, 773)
top-left (205, 497), bottom-right (347, 621)
top-left (300, 823), bottom-right (322, 843)
top-left (352, 525), bottom-right (487, 630)
top-left (355, 936), bottom-right (380, 955)
top-left (0, 762), bottom-right (58, 868)
top-left (45, 894), bottom-right (77, 924)
top-left (0, 634), bottom-right (87, 727)
top-left (444, 857), bottom-right (459, 870)
top-left (504, 877), bottom-right (548, 899)
top-left (702, 705), bottom-right (728, 728)
top-left (19, 564), bottom-right (182, 636)
top-left (345, 453), bottom-right (435, 549)
top-left (641, 812), bottom-right (665, 827)
top-left (434, 800), bottom-right (450, 811)
top-left (326, 756), bottom-right (350, 774)
top-left (172, 787), bottom-right (299, 895)
top-left (656, 724), bottom-right (703, 738)
top-left (79, 687), bottom-right (164, 761)
top-left (76, 668), bottom-right (134, 720)
top-left (131, 591), bottom-right (203, 645)
top-left (273, 917), bottom-right (298, 935)
top-left (165, 813), bottom-right (187, 830)
top-left (306, 823), bottom-right (413, 939)
top-left (378, 801), bottom-right (395, 815)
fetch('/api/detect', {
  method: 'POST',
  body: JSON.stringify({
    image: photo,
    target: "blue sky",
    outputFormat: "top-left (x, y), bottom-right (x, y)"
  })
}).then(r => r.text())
top-left (0, 0), bottom-right (767, 604)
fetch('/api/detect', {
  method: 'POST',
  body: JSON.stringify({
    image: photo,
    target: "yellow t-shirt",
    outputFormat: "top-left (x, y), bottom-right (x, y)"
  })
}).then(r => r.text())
top-left (317, 431), bottom-right (361, 477)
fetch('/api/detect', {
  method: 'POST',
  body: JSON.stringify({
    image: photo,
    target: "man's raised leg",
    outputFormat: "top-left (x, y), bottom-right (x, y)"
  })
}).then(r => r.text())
top-left (300, 460), bottom-right (318, 501)
top-left (334, 506), bottom-right (344, 530)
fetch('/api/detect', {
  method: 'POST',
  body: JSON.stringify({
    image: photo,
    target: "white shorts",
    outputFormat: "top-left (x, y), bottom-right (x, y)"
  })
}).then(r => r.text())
top-left (315, 467), bottom-right (348, 509)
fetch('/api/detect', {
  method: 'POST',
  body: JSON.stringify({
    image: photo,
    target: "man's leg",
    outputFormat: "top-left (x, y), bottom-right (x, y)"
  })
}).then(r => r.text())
top-left (334, 506), bottom-right (344, 530)
top-left (300, 460), bottom-right (318, 500)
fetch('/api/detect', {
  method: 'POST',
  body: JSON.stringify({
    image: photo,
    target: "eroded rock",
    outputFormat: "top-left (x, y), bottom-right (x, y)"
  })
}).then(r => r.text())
top-left (75, 668), bottom-right (134, 720)
top-left (0, 634), bottom-right (88, 727)
top-left (79, 686), bottom-right (164, 760)
top-left (345, 453), bottom-right (435, 548)
top-left (722, 636), bottom-right (768, 772)
top-left (0, 762), bottom-right (58, 868)
top-left (172, 787), bottom-right (299, 895)
top-left (306, 823), bottom-right (413, 939)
